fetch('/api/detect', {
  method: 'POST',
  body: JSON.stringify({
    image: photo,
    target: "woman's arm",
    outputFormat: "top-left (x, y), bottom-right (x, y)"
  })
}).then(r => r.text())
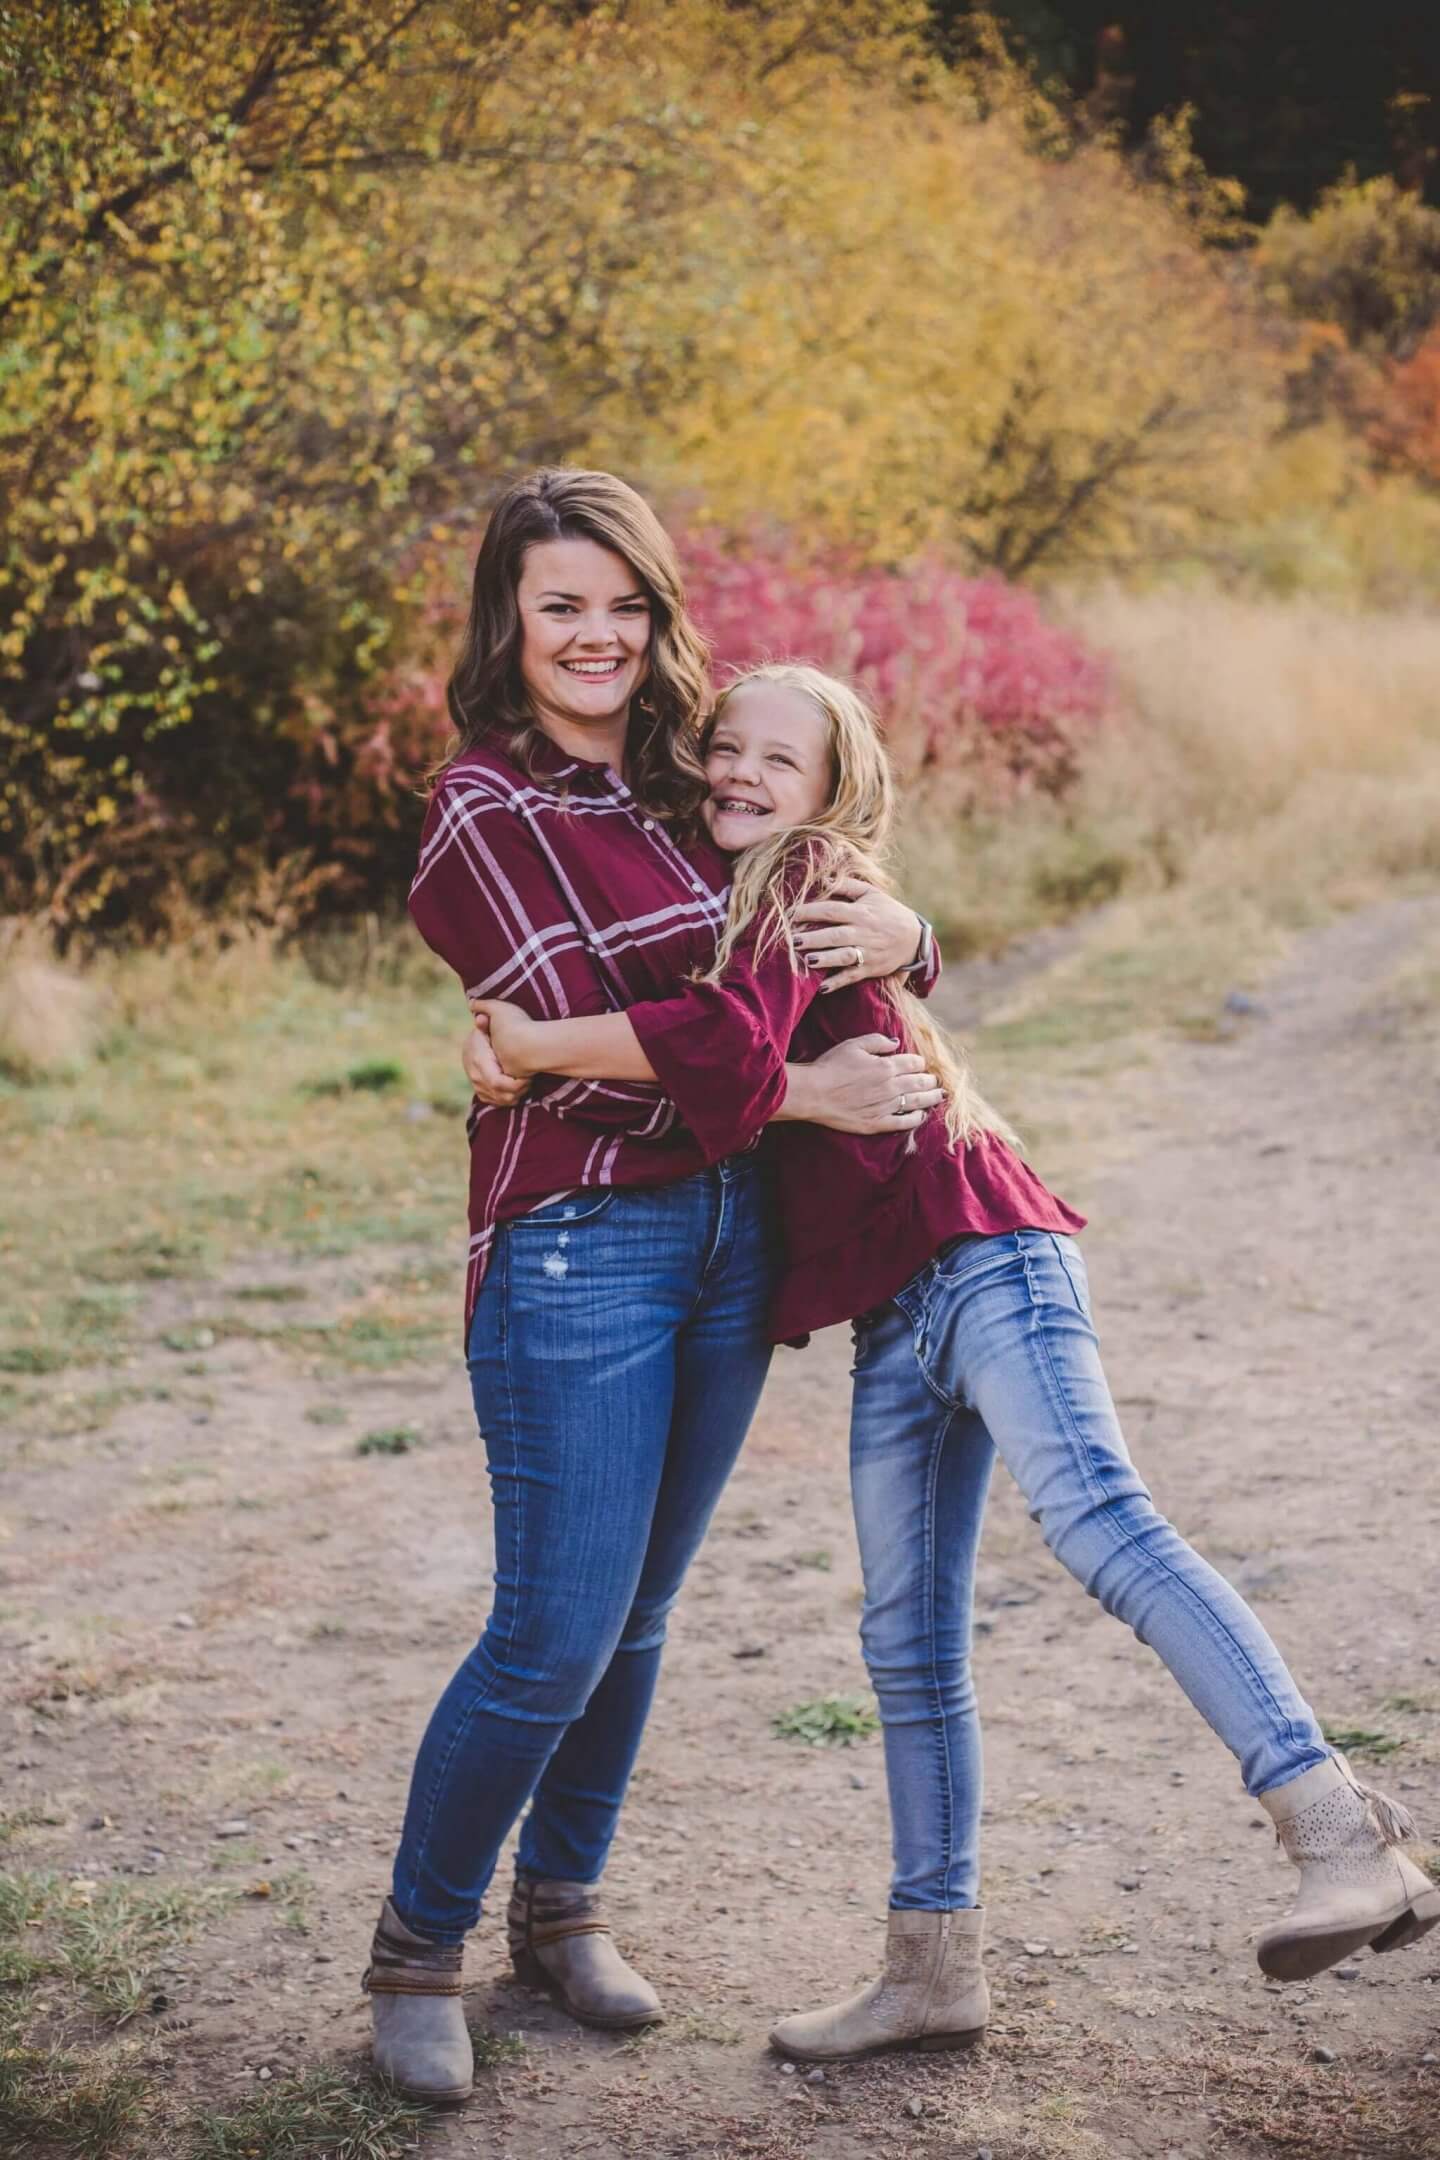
top-left (794, 878), bottom-right (940, 997)
top-left (470, 903), bottom-right (943, 1161)
top-left (473, 1004), bottom-right (653, 1084)
top-left (464, 1006), bottom-right (941, 1136)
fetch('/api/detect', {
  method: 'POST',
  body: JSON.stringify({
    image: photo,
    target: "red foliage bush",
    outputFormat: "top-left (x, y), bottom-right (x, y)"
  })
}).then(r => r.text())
top-left (680, 532), bottom-right (1108, 794)
top-left (309, 532), bottom-right (1109, 921)
top-left (1366, 327), bottom-right (1440, 484)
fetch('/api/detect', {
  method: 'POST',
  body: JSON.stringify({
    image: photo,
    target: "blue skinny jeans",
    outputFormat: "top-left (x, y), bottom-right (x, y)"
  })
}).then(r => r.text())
top-left (391, 1158), bottom-right (775, 1943)
top-left (851, 1230), bottom-right (1329, 1911)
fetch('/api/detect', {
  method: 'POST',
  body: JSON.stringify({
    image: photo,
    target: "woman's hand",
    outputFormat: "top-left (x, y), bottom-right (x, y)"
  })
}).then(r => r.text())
top-left (467, 997), bottom-right (550, 1082)
top-left (780, 1034), bottom-right (943, 1134)
top-left (794, 877), bottom-right (924, 992)
top-left (461, 1007), bottom-right (532, 1107)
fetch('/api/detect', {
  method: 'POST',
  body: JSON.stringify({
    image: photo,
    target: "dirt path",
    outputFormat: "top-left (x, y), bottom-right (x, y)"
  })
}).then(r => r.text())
top-left (4, 897), bottom-right (1439, 2159)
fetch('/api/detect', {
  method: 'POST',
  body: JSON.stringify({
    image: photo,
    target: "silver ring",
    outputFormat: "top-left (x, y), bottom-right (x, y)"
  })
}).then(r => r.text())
top-left (852, 944), bottom-right (864, 969)
top-left (895, 1093), bottom-right (909, 1115)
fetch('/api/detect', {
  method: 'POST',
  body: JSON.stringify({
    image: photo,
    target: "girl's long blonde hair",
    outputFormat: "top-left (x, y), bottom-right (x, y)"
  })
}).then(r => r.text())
top-left (701, 663), bottom-right (1018, 1153)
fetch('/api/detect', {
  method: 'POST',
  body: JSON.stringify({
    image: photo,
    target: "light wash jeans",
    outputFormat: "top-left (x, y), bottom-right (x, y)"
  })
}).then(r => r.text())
top-left (850, 1230), bottom-right (1329, 1911)
top-left (391, 1157), bottom-right (775, 1943)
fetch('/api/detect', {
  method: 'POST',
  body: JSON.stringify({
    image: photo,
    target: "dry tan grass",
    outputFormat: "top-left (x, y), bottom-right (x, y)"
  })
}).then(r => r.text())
top-left (901, 591), bottom-right (1440, 955)
top-left (0, 920), bottom-right (107, 1077)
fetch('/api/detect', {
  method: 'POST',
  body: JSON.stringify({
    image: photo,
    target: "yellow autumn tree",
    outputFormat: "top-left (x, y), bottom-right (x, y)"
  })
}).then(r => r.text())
top-left (0, 0), bottom-right (1290, 927)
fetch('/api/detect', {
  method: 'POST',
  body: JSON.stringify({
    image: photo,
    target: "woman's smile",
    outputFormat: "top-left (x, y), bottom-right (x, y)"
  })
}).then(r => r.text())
top-left (516, 535), bottom-right (653, 751)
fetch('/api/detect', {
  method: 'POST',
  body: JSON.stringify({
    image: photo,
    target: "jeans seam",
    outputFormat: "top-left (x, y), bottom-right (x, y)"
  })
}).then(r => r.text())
top-left (1018, 1252), bottom-right (1315, 1774)
top-left (399, 1237), bottom-right (523, 1924)
top-left (923, 1403), bottom-right (958, 1908)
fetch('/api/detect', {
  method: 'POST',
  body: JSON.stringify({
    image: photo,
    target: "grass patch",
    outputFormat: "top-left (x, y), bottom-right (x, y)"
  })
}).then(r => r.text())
top-left (231, 1282), bottom-right (309, 1304)
top-left (0, 936), bottom-right (464, 1392)
top-left (187, 2067), bottom-right (428, 2160)
top-left (0, 1872), bottom-right (229, 2021)
top-left (1321, 1722), bottom-right (1405, 1760)
top-left (0, 2011), bottom-right (152, 2159)
top-left (302, 1058), bottom-right (409, 1099)
top-left (0, 1806), bottom-right (55, 1847)
top-left (472, 2029), bottom-right (527, 2069)
top-left (355, 1426), bottom-right (418, 1458)
top-left (793, 1548), bottom-right (832, 1572)
top-left (0, 1344), bottom-right (69, 1376)
top-left (772, 1694), bottom-right (879, 1747)
top-left (28, 1385), bottom-right (148, 1438)
top-left (304, 1403), bottom-right (349, 1426)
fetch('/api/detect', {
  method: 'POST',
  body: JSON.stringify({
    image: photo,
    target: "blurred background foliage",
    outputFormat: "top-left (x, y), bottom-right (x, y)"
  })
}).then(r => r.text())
top-left (4, 0), bottom-right (1440, 937)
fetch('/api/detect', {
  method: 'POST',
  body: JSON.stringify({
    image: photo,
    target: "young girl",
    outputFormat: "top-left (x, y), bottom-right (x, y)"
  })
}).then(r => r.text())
top-left (467, 663), bottom-right (1437, 2063)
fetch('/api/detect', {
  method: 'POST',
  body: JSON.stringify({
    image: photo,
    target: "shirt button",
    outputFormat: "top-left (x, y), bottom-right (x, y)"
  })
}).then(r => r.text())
top-left (642, 817), bottom-right (655, 831)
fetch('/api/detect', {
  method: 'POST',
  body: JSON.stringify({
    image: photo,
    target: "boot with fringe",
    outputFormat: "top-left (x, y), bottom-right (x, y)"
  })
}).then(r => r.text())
top-left (1257, 1752), bottom-right (1440, 1981)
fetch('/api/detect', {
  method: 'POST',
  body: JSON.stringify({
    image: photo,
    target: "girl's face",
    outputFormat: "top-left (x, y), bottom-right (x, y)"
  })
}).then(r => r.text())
top-left (516, 536), bottom-right (652, 743)
top-left (702, 683), bottom-right (833, 853)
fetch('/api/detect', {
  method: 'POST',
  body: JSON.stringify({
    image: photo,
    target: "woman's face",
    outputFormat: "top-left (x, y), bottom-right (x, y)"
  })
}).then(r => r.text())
top-left (516, 536), bottom-right (653, 746)
top-left (702, 684), bottom-right (833, 854)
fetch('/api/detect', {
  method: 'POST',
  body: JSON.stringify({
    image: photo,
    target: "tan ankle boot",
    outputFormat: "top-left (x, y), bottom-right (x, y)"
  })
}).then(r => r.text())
top-left (769, 1907), bottom-right (989, 2063)
top-left (363, 1897), bottom-right (473, 2103)
top-left (506, 1874), bottom-right (663, 2031)
top-left (1257, 1753), bottom-right (1440, 1982)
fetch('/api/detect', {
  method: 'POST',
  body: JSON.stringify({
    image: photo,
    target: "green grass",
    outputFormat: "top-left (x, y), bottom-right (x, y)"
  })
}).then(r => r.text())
top-left (472, 2030), bottom-right (527, 2069)
top-left (0, 1806), bottom-right (61, 1847)
top-left (1321, 1722), bottom-right (1405, 1760)
top-left (355, 1426), bottom-right (418, 1457)
top-left (0, 2010), bottom-right (152, 2160)
top-left (186, 2069), bottom-right (428, 2160)
top-left (772, 1694), bottom-right (879, 1747)
top-left (0, 939), bottom-right (467, 1381)
top-left (0, 1872), bottom-right (231, 2021)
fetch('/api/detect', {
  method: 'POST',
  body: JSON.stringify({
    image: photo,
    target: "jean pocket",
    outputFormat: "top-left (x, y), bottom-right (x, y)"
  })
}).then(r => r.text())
top-left (1049, 1233), bottom-right (1093, 1320)
top-left (849, 1307), bottom-right (882, 1374)
top-left (510, 1189), bottom-right (617, 1230)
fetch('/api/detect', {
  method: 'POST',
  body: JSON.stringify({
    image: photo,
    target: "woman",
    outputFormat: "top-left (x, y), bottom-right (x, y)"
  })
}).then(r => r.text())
top-left (366, 472), bottom-right (940, 2104)
top-left (470, 662), bottom-right (1438, 2063)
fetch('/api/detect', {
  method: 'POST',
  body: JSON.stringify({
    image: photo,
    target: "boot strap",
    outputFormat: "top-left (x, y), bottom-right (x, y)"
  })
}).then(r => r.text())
top-left (363, 1959), bottom-right (464, 1998)
top-left (526, 1914), bottom-right (612, 1949)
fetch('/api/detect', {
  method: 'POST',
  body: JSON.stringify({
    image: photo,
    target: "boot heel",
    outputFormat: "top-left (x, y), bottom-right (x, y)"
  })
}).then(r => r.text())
top-left (510, 1947), bottom-right (549, 1989)
top-left (915, 2026), bottom-right (985, 2052)
top-left (1371, 1885), bottom-right (1440, 1955)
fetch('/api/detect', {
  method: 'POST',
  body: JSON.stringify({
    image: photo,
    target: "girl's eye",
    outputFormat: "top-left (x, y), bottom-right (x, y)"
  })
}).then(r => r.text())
top-left (768, 753), bottom-right (798, 770)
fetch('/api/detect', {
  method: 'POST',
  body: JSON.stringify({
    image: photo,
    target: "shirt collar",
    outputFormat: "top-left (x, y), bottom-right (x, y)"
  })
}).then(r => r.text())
top-left (525, 726), bottom-right (629, 798)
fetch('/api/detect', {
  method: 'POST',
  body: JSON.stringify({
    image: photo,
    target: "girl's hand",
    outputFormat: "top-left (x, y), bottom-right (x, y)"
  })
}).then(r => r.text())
top-left (784, 1034), bottom-right (943, 1133)
top-left (794, 878), bottom-right (924, 992)
top-left (461, 1007), bottom-right (531, 1107)
top-left (468, 997), bottom-right (547, 1082)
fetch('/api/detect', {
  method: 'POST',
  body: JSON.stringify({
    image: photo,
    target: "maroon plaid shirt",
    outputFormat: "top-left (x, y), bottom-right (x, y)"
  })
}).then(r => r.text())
top-left (409, 732), bottom-right (736, 1337)
top-left (629, 911), bottom-right (1085, 1343)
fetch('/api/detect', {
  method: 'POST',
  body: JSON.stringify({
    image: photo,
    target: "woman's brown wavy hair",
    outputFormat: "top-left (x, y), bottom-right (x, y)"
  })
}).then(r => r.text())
top-left (442, 468), bottom-right (710, 822)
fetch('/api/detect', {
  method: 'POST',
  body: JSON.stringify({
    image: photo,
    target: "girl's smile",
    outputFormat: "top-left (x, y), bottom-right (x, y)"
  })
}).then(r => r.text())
top-left (703, 683), bottom-right (833, 852)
